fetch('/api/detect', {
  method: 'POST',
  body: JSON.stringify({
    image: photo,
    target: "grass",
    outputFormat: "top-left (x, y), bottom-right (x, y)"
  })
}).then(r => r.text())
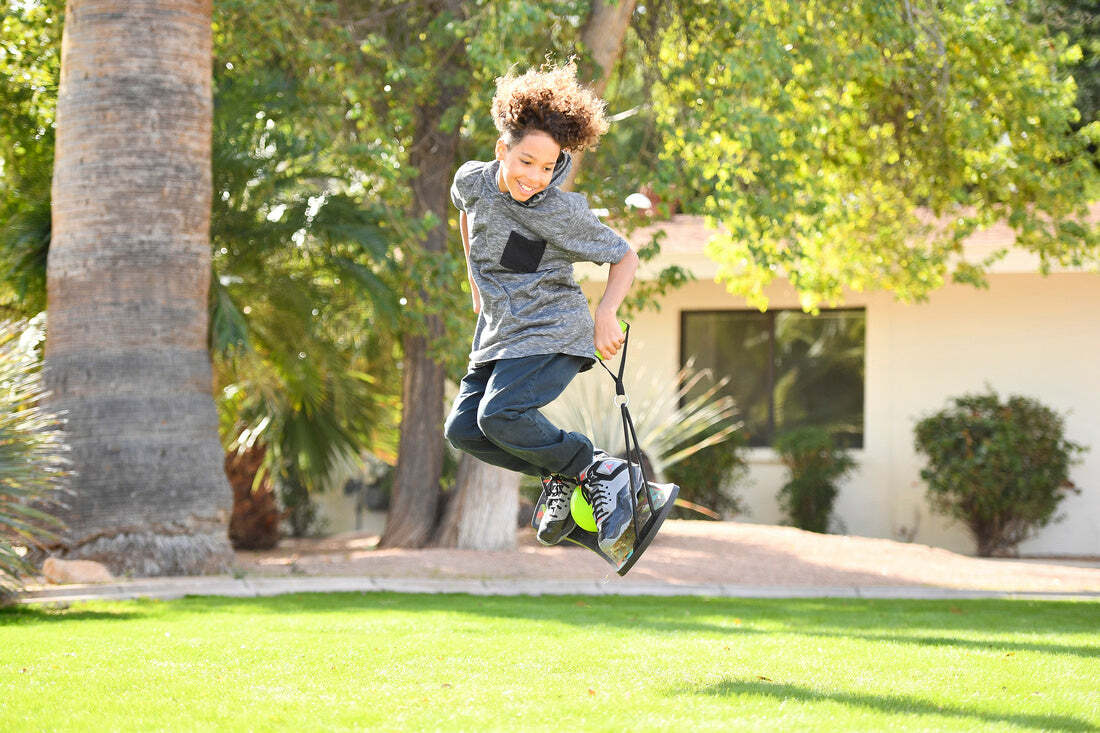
top-left (1, 594), bottom-right (1097, 731)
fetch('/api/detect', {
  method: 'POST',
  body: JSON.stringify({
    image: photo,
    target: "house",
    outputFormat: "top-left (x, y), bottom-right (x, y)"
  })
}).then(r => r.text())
top-left (574, 207), bottom-right (1100, 557)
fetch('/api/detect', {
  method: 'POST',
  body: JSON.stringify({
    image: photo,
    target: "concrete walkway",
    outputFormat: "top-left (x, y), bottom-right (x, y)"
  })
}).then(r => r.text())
top-left (16, 575), bottom-right (1100, 605)
top-left (14, 523), bottom-right (1100, 605)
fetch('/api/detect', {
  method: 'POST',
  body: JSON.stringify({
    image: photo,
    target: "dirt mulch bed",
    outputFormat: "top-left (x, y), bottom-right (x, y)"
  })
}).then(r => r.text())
top-left (234, 521), bottom-right (1100, 593)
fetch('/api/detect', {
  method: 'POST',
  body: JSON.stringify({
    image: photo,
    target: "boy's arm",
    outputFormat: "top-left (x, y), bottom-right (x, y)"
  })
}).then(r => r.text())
top-left (594, 247), bottom-right (639, 359)
top-left (459, 210), bottom-right (481, 313)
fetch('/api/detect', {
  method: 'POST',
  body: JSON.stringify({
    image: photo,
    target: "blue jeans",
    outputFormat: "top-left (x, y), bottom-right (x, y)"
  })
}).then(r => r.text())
top-left (444, 353), bottom-right (594, 480)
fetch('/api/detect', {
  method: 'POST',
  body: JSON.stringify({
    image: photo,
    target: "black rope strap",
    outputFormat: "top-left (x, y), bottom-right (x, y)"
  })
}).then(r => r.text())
top-left (597, 323), bottom-right (656, 541)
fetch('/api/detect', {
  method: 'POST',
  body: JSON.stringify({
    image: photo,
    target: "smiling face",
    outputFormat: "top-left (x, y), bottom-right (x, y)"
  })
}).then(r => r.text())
top-left (495, 129), bottom-right (561, 202)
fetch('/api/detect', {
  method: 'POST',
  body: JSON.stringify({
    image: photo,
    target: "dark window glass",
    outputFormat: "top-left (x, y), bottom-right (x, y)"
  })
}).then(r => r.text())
top-left (681, 309), bottom-right (865, 447)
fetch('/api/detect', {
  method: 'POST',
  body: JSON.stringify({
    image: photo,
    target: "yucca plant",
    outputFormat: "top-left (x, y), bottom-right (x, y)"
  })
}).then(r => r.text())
top-left (0, 315), bottom-right (70, 598)
top-left (539, 359), bottom-right (742, 516)
top-left (663, 427), bottom-right (748, 520)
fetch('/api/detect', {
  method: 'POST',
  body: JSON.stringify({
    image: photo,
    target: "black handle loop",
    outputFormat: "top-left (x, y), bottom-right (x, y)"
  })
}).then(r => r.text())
top-left (595, 322), bottom-right (657, 542)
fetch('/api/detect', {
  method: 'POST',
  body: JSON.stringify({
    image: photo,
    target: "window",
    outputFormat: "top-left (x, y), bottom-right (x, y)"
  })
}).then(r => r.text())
top-left (680, 309), bottom-right (865, 447)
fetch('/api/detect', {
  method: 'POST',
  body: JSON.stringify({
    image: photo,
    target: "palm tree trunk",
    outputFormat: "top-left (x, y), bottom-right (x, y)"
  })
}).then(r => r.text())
top-left (45, 0), bottom-right (233, 576)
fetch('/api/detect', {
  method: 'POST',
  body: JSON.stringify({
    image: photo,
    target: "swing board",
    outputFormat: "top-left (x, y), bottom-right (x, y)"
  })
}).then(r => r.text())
top-left (531, 321), bottom-right (679, 576)
top-left (531, 477), bottom-right (679, 576)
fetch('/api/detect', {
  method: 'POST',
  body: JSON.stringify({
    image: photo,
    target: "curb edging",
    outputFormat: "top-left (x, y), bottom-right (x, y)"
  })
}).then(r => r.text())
top-left (15, 576), bottom-right (1100, 604)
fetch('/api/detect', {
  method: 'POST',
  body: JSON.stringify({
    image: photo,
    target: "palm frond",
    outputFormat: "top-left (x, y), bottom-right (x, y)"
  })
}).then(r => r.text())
top-left (0, 199), bottom-right (50, 316)
top-left (209, 275), bottom-right (251, 357)
top-left (0, 315), bottom-right (71, 592)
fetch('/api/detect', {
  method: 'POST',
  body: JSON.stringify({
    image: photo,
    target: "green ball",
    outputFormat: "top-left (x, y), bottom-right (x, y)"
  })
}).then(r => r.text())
top-left (571, 486), bottom-right (597, 532)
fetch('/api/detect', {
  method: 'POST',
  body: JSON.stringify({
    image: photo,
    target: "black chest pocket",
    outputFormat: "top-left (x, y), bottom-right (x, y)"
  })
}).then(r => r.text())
top-left (500, 230), bottom-right (546, 273)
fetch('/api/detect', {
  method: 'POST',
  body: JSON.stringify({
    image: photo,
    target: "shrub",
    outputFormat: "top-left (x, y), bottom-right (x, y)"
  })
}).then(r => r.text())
top-left (663, 427), bottom-right (747, 519)
top-left (0, 316), bottom-right (70, 599)
top-left (774, 426), bottom-right (856, 533)
top-left (913, 390), bottom-right (1085, 557)
top-left (279, 476), bottom-right (323, 538)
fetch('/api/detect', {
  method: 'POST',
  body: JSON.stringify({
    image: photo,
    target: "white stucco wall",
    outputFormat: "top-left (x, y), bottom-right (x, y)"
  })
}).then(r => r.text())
top-left (312, 486), bottom-right (386, 536)
top-left (868, 272), bottom-right (1100, 556)
top-left (580, 270), bottom-right (1100, 557)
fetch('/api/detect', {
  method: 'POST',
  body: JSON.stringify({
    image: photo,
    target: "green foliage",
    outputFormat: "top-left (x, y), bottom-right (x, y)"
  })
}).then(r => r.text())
top-left (616, 228), bottom-right (694, 318)
top-left (913, 389), bottom-right (1086, 556)
top-left (637, 0), bottom-right (1100, 311)
top-left (775, 426), bottom-right (856, 533)
top-left (0, 0), bottom-right (62, 318)
top-left (4, 0), bottom-right (1098, 326)
top-left (663, 427), bottom-right (747, 520)
top-left (0, 315), bottom-right (69, 596)
top-left (277, 477), bottom-right (322, 539)
top-left (0, 196), bottom-right (48, 318)
top-left (1033, 0), bottom-right (1100, 131)
top-left (210, 8), bottom-right (406, 529)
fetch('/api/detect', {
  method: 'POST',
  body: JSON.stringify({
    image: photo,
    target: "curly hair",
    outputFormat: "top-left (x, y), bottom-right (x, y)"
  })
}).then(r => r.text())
top-left (491, 59), bottom-right (610, 153)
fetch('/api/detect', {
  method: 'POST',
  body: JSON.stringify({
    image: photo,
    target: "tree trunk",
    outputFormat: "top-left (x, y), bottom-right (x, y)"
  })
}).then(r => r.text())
top-left (379, 325), bottom-right (446, 548)
top-left (226, 446), bottom-right (281, 551)
top-left (45, 0), bottom-right (233, 576)
top-left (435, 456), bottom-right (519, 549)
top-left (379, 0), bottom-right (469, 547)
top-left (562, 0), bottom-right (638, 192)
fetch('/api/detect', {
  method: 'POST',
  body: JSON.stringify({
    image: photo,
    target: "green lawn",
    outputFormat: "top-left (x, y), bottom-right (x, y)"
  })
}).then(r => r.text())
top-left (1, 594), bottom-right (1097, 731)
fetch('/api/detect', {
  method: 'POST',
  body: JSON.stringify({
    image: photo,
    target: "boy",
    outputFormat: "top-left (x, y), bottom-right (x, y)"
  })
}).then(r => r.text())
top-left (444, 60), bottom-right (640, 555)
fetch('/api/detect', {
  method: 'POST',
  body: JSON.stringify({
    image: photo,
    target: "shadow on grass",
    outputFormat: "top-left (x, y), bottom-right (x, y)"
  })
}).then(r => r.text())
top-left (807, 628), bottom-right (1100, 660)
top-left (442, 596), bottom-right (1100, 660)
top-left (674, 678), bottom-right (1095, 731)
top-left (180, 592), bottom-right (1098, 629)
top-left (0, 605), bottom-right (145, 626)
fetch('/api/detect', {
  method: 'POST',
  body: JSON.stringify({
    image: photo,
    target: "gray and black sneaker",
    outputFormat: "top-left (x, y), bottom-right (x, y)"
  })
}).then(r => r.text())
top-left (536, 475), bottom-right (576, 546)
top-left (579, 456), bottom-right (638, 555)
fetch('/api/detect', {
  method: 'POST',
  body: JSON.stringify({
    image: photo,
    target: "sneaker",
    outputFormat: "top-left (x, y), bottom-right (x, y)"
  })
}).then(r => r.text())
top-left (579, 455), bottom-right (638, 555)
top-left (536, 475), bottom-right (576, 546)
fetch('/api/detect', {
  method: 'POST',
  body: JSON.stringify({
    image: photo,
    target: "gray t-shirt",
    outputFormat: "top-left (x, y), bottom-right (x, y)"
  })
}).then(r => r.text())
top-left (450, 151), bottom-right (631, 366)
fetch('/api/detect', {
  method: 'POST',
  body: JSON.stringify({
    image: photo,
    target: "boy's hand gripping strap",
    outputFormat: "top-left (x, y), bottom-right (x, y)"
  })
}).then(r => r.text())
top-left (597, 321), bottom-right (630, 406)
top-left (596, 323), bottom-right (656, 539)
